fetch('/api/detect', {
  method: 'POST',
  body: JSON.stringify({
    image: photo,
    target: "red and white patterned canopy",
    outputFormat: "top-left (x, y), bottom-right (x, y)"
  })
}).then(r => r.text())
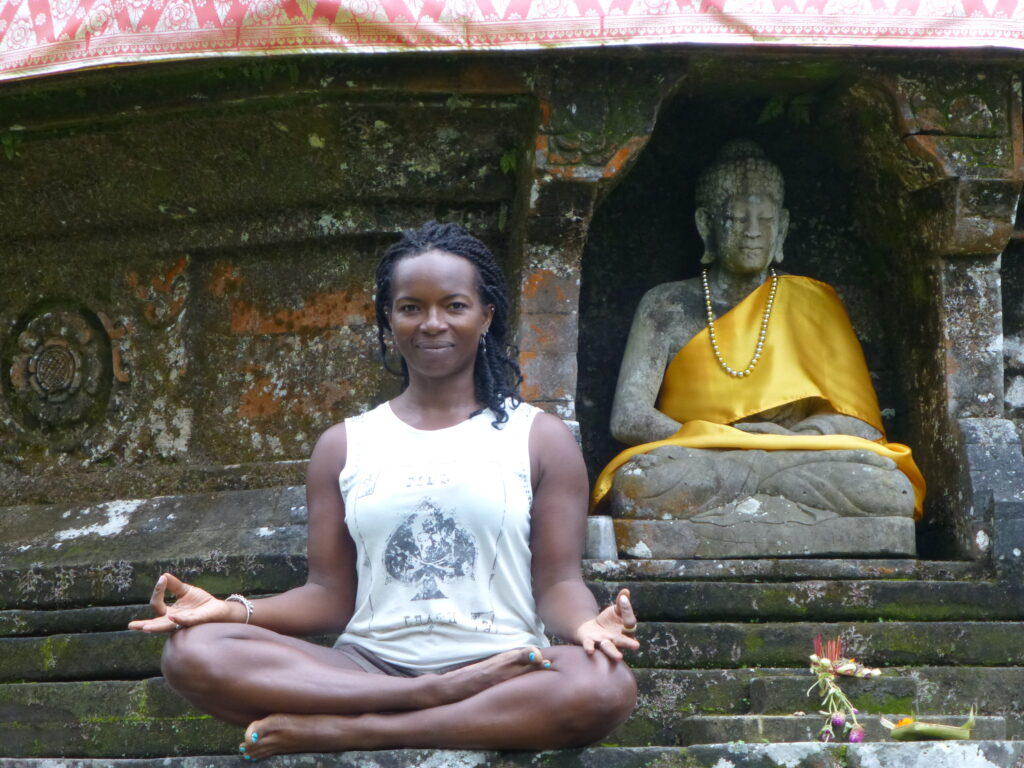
top-left (2, 0), bottom-right (1023, 83)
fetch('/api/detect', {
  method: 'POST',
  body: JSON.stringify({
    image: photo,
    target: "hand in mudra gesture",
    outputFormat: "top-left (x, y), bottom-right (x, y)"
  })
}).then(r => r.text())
top-left (574, 588), bottom-right (640, 661)
top-left (128, 573), bottom-right (237, 633)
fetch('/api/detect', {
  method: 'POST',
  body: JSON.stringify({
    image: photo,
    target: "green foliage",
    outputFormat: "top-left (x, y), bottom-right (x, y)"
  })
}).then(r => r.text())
top-left (1, 132), bottom-right (22, 160)
top-left (758, 92), bottom-right (817, 127)
top-left (499, 149), bottom-right (518, 175)
top-left (237, 62), bottom-right (300, 85)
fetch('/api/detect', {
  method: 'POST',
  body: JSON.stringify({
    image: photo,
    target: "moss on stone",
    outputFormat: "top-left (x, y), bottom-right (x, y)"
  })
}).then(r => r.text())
top-left (848, 692), bottom-right (915, 715)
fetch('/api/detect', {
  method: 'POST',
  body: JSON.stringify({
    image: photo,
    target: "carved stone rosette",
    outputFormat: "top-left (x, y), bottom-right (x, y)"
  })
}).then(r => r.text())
top-left (5, 304), bottom-right (113, 445)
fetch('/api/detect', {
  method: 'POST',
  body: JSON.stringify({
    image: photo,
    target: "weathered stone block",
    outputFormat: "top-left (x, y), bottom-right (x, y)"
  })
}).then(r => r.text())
top-left (613, 517), bottom-right (916, 559)
top-left (586, 579), bottom-right (1016, 623)
top-left (940, 260), bottom-right (1004, 420)
top-left (680, 714), bottom-right (1005, 745)
top-left (0, 488), bottom-right (309, 608)
top-left (518, 269), bottom-right (580, 315)
top-left (634, 622), bottom-right (1024, 669)
top-left (3, 743), bottom-right (1024, 768)
top-left (0, 631), bottom-right (166, 683)
top-left (584, 517), bottom-right (616, 560)
top-left (749, 675), bottom-right (918, 715)
top-left (583, 558), bottom-right (981, 582)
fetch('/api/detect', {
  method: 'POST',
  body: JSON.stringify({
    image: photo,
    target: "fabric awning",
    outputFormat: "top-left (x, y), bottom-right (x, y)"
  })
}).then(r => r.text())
top-left (1, 0), bottom-right (1022, 83)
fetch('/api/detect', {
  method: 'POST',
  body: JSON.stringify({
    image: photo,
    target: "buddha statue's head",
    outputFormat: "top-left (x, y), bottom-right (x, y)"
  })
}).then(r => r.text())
top-left (694, 140), bottom-right (789, 273)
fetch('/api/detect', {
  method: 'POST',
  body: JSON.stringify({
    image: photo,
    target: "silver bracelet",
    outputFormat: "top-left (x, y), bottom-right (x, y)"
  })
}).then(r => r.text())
top-left (225, 593), bottom-right (254, 624)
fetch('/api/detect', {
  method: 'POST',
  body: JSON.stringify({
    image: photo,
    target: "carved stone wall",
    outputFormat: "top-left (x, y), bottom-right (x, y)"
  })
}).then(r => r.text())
top-left (0, 60), bottom-right (537, 505)
top-left (2, 51), bottom-right (1022, 569)
top-left (0, 56), bottom-right (672, 508)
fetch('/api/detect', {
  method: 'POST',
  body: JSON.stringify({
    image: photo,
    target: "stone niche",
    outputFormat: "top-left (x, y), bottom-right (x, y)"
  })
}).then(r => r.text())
top-left (579, 58), bottom-right (1024, 562)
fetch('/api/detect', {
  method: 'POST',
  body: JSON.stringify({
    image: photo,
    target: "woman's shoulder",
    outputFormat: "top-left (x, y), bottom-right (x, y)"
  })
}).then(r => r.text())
top-left (311, 403), bottom-right (390, 463)
top-left (512, 402), bottom-right (577, 451)
top-left (338, 401), bottom-right (394, 434)
top-left (311, 420), bottom-right (348, 462)
top-left (307, 420), bottom-right (350, 490)
top-left (526, 407), bottom-right (575, 441)
top-left (492, 398), bottom-right (544, 431)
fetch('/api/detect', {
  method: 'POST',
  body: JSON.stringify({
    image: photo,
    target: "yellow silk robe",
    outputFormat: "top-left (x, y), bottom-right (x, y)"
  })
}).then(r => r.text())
top-left (592, 275), bottom-right (925, 518)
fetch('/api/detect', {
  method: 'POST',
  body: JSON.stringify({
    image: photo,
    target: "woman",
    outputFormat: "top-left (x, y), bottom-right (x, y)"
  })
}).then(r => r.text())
top-left (129, 221), bottom-right (639, 760)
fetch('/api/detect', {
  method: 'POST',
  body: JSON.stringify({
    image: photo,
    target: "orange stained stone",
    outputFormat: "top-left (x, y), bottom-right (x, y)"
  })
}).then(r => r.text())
top-left (230, 290), bottom-right (374, 335)
top-left (238, 376), bottom-right (283, 420)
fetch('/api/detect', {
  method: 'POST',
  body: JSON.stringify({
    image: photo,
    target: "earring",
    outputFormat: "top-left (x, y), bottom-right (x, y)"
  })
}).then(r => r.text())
top-left (479, 334), bottom-right (487, 352)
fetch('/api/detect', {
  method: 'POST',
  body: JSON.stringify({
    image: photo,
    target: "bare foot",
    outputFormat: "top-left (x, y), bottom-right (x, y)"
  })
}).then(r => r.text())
top-left (241, 713), bottom-right (358, 760)
top-left (433, 645), bottom-right (549, 704)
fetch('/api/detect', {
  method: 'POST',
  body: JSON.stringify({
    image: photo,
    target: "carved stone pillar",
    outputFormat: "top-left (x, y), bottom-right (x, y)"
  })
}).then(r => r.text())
top-left (515, 61), bottom-right (682, 419)
top-left (830, 68), bottom-right (1024, 563)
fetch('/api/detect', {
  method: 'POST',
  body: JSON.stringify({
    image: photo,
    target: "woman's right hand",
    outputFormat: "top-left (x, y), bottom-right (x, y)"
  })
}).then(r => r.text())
top-left (127, 573), bottom-right (240, 633)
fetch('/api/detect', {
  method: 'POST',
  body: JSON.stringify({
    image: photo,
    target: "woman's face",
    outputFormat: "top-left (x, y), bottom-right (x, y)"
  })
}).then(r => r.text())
top-left (388, 249), bottom-right (494, 383)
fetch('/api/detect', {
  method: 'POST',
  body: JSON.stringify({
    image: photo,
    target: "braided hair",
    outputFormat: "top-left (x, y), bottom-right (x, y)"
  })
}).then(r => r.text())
top-left (374, 220), bottom-right (522, 427)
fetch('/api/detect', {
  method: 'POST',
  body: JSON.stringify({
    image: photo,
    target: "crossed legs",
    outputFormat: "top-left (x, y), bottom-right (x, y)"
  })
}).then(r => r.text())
top-left (161, 624), bottom-right (637, 758)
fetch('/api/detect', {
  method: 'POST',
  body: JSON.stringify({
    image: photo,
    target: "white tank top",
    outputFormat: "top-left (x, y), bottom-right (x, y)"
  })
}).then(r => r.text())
top-left (336, 399), bottom-right (549, 672)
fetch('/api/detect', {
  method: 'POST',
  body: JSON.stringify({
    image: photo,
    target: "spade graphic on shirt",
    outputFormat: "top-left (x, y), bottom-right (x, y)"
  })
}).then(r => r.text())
top-left (384, 501), bottom-right (477, 601)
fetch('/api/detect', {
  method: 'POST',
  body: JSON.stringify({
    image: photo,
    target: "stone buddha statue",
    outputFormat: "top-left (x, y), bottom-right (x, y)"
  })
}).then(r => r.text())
top-left (592, 140), bottom-right (925, 558)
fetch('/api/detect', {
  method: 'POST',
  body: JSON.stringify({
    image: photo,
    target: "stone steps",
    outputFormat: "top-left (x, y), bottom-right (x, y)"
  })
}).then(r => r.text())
top-left (1, 631), bottom-right (168, 683)
top-left (0, 486), bottom-right (989, 612)
top-left (7, 621), bottom-right (1024, 682)
top-left (592, 579), bottom-right (1017, 621)
top-left (634, 622), bottom-right (1024, 669)
top-left (584, 558), bottom-right (986, 582)
top-left (625, 666), bottom-right (1024, 745)
top-left (2, 579), bottom-right (1013, 640)
top-left (4, 743), bottom-right (1024, 768)
top-left (0, 489), bottom-right (309, 612)
top-left (747, 670), bottom-right (1024, 717)
top-left (4, 491), bottom-right (1021, 762)
top-left (5, 621), bottom-right (1024, 683)
top-left (679, 714), bottom-right (1006, 744)
top-left (3, 665), bottom-right (1021, 757)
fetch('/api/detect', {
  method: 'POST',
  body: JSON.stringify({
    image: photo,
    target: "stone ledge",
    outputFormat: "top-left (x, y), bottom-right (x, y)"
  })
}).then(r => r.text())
top-left (634, 622), bottom-right (1024, 669)
top-left (0, 487), bottom-right (311, 610)
top-left (680, 714), bottom-right (1006, 744)
top-left (614, 517), bottom-right (916, 559)
top-left (4, 576), bottom-right (1017, 638)
top-left (4, 667), bottom-right (1021, 756)
top-left (582, 558), bottom-right (986, 582)
top-left (3, 743), bottom-right (1024, 768)
top-left (587, 579), bottom-right (1017, 622)
top-left (10, 621), bottom-right (1024, 682)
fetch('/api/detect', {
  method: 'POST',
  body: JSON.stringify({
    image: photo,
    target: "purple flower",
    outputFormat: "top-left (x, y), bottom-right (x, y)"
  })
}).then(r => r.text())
top-left (818, 727), bottom-right (835, 743)
top-left (831, 713), bottom-right (846, 730)
top-left (848, 725), bottom-right (866, 743)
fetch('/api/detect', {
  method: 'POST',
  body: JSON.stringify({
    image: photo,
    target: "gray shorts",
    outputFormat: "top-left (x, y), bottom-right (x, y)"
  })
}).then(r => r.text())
top-left (334, 642), bottom-right (498, 677)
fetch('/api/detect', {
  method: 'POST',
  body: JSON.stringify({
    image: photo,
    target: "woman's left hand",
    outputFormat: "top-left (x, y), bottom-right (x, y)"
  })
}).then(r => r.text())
top-left (574, 588), bottom-right (640, 661)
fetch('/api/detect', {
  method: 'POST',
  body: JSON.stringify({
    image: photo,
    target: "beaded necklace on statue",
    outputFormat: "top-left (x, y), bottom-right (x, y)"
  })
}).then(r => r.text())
top-left (701, 267), bottom-right (778, 378)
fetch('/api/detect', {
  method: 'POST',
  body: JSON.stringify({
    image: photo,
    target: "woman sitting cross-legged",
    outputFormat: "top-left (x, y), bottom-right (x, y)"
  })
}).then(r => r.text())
top-left (129, 220), bottom-right (639, 761)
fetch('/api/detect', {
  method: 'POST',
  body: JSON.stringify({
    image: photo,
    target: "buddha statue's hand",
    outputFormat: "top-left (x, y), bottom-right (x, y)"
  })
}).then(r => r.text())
top-left (574, 588), bottom-right (640, 661)
top-left (732, 421), bottom-right (796, 436)
top-left (790, 412), bottom-right (882, 440)
top-left (127, 573), bottom-right (239, 633)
